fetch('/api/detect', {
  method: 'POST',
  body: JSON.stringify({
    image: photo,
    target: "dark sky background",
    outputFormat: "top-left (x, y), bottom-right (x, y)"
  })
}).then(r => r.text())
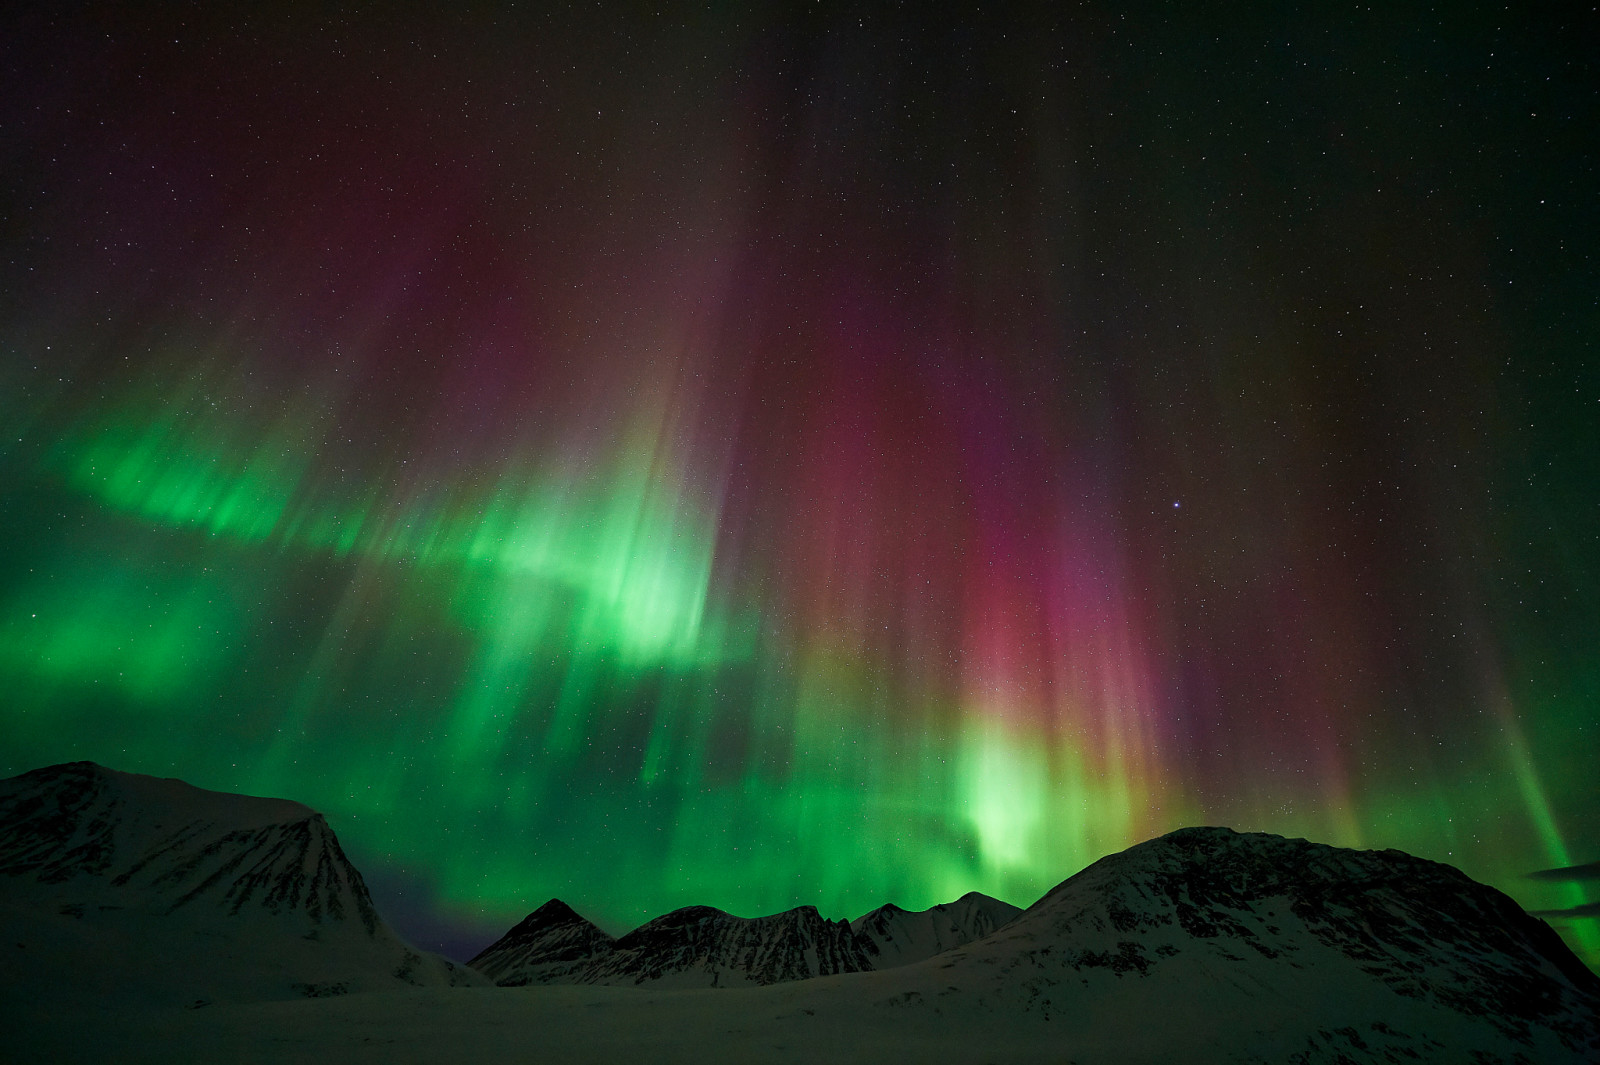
top-left (1, 2), bottom-right (1596, 968)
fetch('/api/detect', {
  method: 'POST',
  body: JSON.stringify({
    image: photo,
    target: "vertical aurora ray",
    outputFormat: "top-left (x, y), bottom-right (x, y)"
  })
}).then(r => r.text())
top-left (0, 4), bottom-right (1595, 970)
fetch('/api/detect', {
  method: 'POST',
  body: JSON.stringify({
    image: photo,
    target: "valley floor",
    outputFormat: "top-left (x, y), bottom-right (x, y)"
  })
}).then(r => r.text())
top-left (15, 982), bottom-right (1069, 1065)
top-left (4, 974), bottom-right (1518, 1065)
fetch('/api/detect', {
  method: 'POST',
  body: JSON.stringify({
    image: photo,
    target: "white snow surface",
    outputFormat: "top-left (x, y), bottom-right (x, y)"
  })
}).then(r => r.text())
top-left (10, 942), bottom-right (1598, 1065)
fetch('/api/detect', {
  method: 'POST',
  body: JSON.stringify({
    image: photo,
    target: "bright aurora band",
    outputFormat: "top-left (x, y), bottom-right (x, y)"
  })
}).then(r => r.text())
top-left (1, 4), bottom-right (1595, 966)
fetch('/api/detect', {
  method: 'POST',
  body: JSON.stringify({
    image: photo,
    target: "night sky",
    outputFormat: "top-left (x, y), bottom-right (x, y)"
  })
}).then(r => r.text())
top-left (2, 3), bottom-right (1596, 967)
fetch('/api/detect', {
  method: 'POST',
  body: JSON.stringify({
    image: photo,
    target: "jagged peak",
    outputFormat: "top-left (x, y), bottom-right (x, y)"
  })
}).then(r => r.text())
top-left (468, 898), bottom-right (614, 972)
top-left (737, 904), bottom-right (846, 925)
top-left (614, 903), bottom-right (851, 943)
top-left (630, 904), bottom-right (813, 927)
top-left (528, 898), bottom-right (584, 921)
top-left (854, 891), bottom-right (1016, 928)
top-left (501, 898), bottom-right (599, 935)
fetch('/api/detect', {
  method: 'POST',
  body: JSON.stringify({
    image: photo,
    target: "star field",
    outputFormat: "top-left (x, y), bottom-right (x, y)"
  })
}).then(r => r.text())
top-left (0, 4), bottom-right (1595, 965)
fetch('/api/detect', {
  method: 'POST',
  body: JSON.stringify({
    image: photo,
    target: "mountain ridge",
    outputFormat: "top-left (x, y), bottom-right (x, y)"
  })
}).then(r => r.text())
top-left (0, 761), bottom-right (485, 1005)
top-left (6, 763), bottom-right (1598, 1063)
top-left (469, 889), bottom-right (1027, 988)
top-left (468, 898), bottom-right (617, 986)
top-left (924, 825), bottom-right (1600, 1058)
top-left (851, 889), bottom-right (1022, 968)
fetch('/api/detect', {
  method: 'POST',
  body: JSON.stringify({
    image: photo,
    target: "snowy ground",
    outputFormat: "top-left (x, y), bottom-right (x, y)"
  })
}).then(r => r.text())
top-left (0, 980), bottom-right (1336, 1065)
top-left (8, 953), bottom-right (1586, 1065)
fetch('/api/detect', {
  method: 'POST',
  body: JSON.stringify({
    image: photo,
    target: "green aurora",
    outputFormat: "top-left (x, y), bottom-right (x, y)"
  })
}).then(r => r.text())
top-left (0, 4), bottom-right (1595, 968)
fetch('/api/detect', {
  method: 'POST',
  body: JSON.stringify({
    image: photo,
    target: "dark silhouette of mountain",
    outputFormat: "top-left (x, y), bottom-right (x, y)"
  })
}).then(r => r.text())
top-left (585, 903), bottom-right (876, 986)
top-left (469, 890), bottom-right (1025, 988)
top-left (468, 898), bottom-right (615, 985)
top-left (911, 826), bottom-right (1600, 1061)
top-left (472, 901), bottom-right (879, 987)
top-left (0, 761), bottom-right (484, 1006)
top-left (851, 890), bottom-right (1021, 967)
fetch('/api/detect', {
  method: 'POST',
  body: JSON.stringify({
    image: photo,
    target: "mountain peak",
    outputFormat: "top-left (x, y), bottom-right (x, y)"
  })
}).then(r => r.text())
top-left (851, 890), bottom-right (1022, 967)
top-left (0, 762), bottom-right (484, 1004)
top-left (511, 898), bottom-right (587, 929)
top-left (469, 898), bottom-right (615, 985)
top-left (7, 759), bottom-right (316, 838)
top-left (587, 903), bottom-right (873, 987)
top-left (983, 826), bottom-right (1600, 1055)
top-left (0, 760), bottom-right (322, 894)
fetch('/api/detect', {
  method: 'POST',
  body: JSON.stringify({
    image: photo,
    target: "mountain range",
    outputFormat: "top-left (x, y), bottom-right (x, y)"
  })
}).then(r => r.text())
top-left (469, 889), bottom-right (1021, 987)
top-left (4, 761), bottom-right (1597, 1064)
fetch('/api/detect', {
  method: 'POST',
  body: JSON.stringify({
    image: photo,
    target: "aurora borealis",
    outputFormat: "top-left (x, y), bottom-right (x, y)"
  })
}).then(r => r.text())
top-left (1, 4), bottom-right (1595, 966)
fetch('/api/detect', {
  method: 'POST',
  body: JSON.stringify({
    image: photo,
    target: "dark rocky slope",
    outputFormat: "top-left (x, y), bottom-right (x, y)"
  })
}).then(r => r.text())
top-left (468, 898), bottom-right (615, 985)
top-left (0, 762), bottom-right (484, 1005)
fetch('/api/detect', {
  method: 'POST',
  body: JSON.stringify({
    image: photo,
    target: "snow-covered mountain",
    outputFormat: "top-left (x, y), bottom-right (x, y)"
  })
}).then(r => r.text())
top-left (582, 904), bottom-right (877, 987)
top-left (0, 761), bottom-right (484, 1006)
top-left (8, 766), bottom-right (1598, 1063)
top-left (468, 898), bottom-right (615, 985)
top-left (21, 826), bottom-right (1595, 1063)
top-left (893, 826), bottom-right (1600, 1062)
top-left (472, 901), bottom-right (878, 987)
top-left (851, 890), bottom-right (1020, 968)
top-left (470, 890), bottom-right (1023, 988)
